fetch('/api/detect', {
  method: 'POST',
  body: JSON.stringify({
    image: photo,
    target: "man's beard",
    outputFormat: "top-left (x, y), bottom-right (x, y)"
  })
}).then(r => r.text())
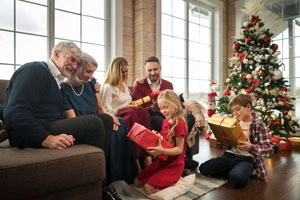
top-left (149, 75), bottom-right (159, 83)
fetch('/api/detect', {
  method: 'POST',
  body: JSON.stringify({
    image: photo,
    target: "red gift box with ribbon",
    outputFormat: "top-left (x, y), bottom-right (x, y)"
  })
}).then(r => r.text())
top-left (208, 115), bottom-right (248, 147)
top-left (271, 135), bottom-right (292, 151)
top-left (127, 122), bottom-right (173, 160)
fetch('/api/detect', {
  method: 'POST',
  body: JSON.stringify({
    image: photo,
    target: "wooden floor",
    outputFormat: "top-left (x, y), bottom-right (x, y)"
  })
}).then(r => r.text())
top-left (192, 136), bottom-right (300, 200)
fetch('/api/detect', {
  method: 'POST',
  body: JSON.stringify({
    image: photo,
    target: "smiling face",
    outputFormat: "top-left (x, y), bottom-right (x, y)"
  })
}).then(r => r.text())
top-left (158, 99), bottom-right (176, 120)
top-left (53, 49), bottom-right (80, 78)
top-left (145, 61), bottom-right (161, 83)
top-left (231, 104), bottom-right (252, 122)
top-left (78, 63), bottom-right (96, 83)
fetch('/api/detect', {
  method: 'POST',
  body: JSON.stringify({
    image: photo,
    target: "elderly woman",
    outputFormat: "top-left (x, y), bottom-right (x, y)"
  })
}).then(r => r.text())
top-left (60, 53), bottom-right (137, 184)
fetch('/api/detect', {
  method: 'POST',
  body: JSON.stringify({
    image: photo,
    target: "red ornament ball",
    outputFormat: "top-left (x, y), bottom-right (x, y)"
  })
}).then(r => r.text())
top-left (233, 43), bottom-right (240, 50)
top-left (282, 110), bottom-right (289, 115)
top-left (223, 90), bottom-right (230, 95)
top-left (264, 37), bottom-right (271, 44)
top-left (254, 93), bottom-right (259, 97)
top-left (282, 87), bottom-right (288, 92)
top-left (271, 44), bottom-right (278, 51)
top-left (264, 60), bottom-right (269, 64)
top-left (245, 37), bottom-right (252, 43)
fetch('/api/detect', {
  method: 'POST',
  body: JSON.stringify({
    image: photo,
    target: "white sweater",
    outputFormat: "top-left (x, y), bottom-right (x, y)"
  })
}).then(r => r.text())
top-left (101, 83), bottom-right (132, 115)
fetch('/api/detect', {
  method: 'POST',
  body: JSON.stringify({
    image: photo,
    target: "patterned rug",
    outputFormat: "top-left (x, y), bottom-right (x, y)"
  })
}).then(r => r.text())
top-left (110, 172), bottom-right (227, 200)
top-left (175, 173), bottom-right (227, 200)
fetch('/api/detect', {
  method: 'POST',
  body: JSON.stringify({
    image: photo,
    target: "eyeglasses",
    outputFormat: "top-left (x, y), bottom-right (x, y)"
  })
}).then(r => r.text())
top-left (67, 56), bottom-right (78, 64)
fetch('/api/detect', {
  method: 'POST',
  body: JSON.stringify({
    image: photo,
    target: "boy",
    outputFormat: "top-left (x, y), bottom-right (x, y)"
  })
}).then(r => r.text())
top-left (199, 94), bottom-right (273, 188)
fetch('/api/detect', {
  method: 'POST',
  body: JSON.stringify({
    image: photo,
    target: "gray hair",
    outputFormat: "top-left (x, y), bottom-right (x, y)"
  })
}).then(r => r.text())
top-left (51, 41), bottom-right (82, 58)
top-left (69, 52), bottom-right (98, 85)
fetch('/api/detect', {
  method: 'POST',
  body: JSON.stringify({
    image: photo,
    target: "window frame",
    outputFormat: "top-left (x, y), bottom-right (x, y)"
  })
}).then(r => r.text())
top-left (0, 0), bottom-right (110, 81)
top-left (156, 0), bottom-right (224, 101)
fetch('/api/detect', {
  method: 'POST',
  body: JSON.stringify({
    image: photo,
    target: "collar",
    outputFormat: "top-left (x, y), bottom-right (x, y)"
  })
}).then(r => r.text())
top-left (147, 77), bottom-right (162, 86)
top-left (47, 59), bottom-right (65, 86)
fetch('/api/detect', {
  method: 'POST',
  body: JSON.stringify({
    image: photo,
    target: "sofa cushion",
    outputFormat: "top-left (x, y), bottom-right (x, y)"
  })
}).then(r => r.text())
top-left (0, 145), bottom-right (105, 199)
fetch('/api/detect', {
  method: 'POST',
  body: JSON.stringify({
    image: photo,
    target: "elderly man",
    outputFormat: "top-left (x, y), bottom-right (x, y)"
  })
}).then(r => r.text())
top-left (4, 42), bottom-right (111, 154)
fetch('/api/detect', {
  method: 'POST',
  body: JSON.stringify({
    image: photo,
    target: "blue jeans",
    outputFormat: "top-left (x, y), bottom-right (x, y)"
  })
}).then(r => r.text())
top-left (199, 152), bottom-right (255, 188)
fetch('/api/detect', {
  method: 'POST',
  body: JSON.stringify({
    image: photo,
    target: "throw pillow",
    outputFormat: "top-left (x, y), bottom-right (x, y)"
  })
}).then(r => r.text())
top-left (135, 173), bottom-right (195, 200)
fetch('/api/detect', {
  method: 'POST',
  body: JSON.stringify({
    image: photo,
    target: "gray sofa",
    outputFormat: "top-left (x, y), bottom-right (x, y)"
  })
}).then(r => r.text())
top-left (0, 80), bottom-right (106, 199)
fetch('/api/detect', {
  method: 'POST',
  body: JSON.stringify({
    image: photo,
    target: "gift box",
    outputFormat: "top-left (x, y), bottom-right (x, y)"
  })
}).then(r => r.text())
top-left (278, 139), bottom-right (292, 151)
top-left (208, 115), bottom-right (247, 147)
top-left (131, 91), bottom-right (162, 107)
top-left (289, 137), bottom-right (300, 150)
top-left (127, 122), bottom-right (173, 160)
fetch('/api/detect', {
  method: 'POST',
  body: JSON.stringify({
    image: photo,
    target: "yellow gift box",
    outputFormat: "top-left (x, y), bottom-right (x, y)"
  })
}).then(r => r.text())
top-left (289, 137), bottom-right (300, 150)
top-left (131, 96), bottom-right (151, 107)
top-left (208, 115), bottom-right (247, 147)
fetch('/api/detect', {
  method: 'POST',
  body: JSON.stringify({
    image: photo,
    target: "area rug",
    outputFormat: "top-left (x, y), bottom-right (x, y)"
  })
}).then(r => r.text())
top-left (110, 172), bottom-right (227, 200)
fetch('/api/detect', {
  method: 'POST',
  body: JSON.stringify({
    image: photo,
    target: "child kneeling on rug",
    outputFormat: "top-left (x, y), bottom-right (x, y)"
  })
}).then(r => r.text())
top-left (199, 94), bottom-right (274, 188)
top-left (134, 90), bottom-right (187, 194)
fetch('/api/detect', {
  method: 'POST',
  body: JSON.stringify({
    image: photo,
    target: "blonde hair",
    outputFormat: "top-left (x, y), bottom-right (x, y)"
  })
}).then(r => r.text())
top-left (68, 52), bottom-right (98, 85)
top-left (229, 93), bottom-right (253, 109)
top-left (102, 57), bottom-right (128, 87)
top-left (157, 89), bottom-right (186, 144)
top-left (51, 41), bottom-right (81, 58)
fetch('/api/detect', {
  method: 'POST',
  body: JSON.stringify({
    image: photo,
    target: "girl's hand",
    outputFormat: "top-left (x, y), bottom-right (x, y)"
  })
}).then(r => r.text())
top-left (237, 140), bottom-right (251, 151)
top-left (147, 137), bottom-right (164, 156)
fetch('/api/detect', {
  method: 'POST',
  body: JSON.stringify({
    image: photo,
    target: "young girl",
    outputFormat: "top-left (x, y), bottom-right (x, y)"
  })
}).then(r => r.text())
top-left (134, 89), bottom-right (188, 195)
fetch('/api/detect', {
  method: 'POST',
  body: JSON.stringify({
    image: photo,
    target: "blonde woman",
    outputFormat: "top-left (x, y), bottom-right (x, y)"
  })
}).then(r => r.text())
top-left (101, 57), bottom-right (153, 170)
top-left (100, 57), bottom-right (135, 115)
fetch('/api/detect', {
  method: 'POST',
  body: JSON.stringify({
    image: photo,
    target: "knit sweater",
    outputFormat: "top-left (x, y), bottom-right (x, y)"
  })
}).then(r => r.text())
top-left (4, 61), bottom-right (63, 148)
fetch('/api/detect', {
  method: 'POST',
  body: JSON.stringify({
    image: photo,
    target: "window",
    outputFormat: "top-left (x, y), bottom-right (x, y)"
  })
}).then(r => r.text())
top-left (0, 0), bottom-right (108, 82)
top-left (160, 0), bottom-right (212, 101)
top-left (273, 18), bottom-right (300, 119)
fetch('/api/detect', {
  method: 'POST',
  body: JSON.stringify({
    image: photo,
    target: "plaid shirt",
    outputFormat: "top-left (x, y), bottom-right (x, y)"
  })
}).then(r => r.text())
top-left (249, 116), bottom-right (274, 179)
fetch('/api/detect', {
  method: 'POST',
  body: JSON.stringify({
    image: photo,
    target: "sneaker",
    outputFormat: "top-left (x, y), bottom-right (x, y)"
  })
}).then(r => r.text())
top-left (185, 158), bottom-right (199, 169)
top-left (103, 185), bottom-right (122, 200)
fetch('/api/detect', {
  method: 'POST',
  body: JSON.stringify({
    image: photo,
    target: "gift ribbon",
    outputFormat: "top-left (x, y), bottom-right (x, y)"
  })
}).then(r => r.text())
top-left (216, 117), bottom-right (244, 146)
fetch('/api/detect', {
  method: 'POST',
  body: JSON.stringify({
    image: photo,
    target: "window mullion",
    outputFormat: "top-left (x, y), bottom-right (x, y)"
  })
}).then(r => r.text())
top-left (48, 0), bottom-right (55, 57)
top-left (185, 2), bottom-right (189, 99)
top-left (14, 0), bottom-right (16, 70)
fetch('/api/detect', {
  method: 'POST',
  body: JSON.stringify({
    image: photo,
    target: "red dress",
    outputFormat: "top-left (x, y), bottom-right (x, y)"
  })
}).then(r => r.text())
top-left (137, 118), bottom-right (187, 189)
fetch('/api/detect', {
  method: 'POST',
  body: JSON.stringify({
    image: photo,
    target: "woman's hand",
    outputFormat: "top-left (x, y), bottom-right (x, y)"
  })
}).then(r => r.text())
top-left (147, 137), bottom-right (164, 156)
top-left (110, 114), bottom-right (120, 131)
top-left (94, 82), bottom-right (100, 92)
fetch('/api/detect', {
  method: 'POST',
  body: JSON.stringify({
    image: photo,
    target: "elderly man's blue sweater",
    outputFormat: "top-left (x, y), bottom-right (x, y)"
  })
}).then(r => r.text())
top-left (4, 61), bottom-right (63, 148)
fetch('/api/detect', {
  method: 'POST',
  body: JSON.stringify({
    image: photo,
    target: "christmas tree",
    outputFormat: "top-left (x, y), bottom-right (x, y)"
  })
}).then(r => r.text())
top-left (217, 0), bottom-right (299, 137)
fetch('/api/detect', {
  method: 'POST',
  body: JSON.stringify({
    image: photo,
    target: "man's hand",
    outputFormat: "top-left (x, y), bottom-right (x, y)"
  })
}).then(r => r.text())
top-left (237, 140), bottom-right (251, 151)
top-left (42, 134), bottom-right (75, 149)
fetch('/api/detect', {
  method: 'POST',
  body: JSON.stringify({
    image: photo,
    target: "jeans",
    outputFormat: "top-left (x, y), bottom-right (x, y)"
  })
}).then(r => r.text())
top-left (199, 152), bottom-right (255, 188)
